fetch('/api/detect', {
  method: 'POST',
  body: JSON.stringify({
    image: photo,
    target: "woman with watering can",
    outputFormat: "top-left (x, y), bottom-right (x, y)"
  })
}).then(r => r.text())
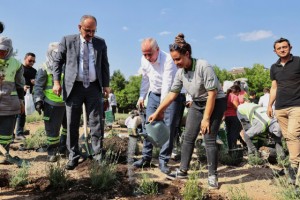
top-left (149, 33), bottom-right (226, 190)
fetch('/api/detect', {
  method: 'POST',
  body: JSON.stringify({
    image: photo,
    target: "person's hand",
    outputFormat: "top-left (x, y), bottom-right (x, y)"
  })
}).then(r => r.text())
top-left (148, 111), bottom-right (164, 123)
top-left (30, 79), bottom-right (35, 85)
top-left (185, 101), bottom-right (192, 108)
top-left (20, 100), bottom-right (25, 114)
top-left (137, 99), bottom-right (144, 109)
top-left (267, 106), bottom-right (273, 118)
top-left (52, 81), bottom-right (61, 96)
top-left (35, 101), bottom-right (44, 115)
top-left (201, 118), bottom-right (210, 135)
top-left (103, 87), bottom-right (110, 97)
top-left (24, 85), bottom-right (30, 92)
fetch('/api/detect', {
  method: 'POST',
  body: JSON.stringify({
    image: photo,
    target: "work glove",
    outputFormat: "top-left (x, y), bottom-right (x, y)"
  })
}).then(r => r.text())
top-left (35, 101), bottom-right (44, 115)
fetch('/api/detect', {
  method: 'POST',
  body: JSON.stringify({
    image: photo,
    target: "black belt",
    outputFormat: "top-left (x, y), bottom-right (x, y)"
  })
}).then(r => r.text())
top-left (151, 92), bottom-right (161, 96)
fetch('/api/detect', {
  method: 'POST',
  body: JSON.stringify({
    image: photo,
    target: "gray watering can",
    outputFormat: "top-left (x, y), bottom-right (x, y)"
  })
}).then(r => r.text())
top-left (140, 121), bottom-right (170, 147)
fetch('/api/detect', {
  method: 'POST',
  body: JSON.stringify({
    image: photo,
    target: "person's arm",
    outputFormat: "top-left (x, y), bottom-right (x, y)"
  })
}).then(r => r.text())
top-left (201, 89), bottom-right (217, 134)
top-left (232, 95), bottom-right (239, 110)
top-left (267, 80), bottom-right (277, 118)
top-left (33, 69), bottom-right (47, 103)
top-left (148, 92), bottom-right (179, 122)
top-left (101, 40), bottom-right (110, 88)
top-left (137, 61), bottom-right (150, 108)
top-left (15, 63), bottom-right (25, 114)
top-left (52, 38), bottom-right (66, 96)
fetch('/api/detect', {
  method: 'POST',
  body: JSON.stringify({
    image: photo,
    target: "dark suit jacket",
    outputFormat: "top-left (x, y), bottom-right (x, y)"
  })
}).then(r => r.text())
top-left (53, 34), bottom-right (110, 100)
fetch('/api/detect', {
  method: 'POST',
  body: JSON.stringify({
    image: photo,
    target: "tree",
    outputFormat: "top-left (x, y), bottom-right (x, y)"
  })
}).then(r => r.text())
top-left (213, 65), bottom-right (234, 84)
top-left (242, 64), bottom-right (271, 97)
top-left (117, 75), bottom-right (141, 112)
top-left (110, 70), bottom-right (126, 93)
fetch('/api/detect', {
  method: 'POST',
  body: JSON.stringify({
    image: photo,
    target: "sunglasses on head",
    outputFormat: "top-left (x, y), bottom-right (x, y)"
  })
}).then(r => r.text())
top-left (169, 43), bottom-right (182, 51)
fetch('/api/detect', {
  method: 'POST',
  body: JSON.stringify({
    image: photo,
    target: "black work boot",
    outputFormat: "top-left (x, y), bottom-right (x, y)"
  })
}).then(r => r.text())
top-left (58, 135), bottom-right (67, 156)
top-left (47, 147), bottom-right (58, 162)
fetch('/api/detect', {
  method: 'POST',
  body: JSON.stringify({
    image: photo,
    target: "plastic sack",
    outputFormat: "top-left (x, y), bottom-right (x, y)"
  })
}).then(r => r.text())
top-left (25, 90), bottom-right (35, 115)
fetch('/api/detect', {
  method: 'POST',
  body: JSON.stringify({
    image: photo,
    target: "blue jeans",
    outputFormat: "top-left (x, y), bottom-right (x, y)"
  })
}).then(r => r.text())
top-left (180, 98), bottom-right (226, 176)
top-left (141, 92), bottom-right (184, 164)
top-left (16, 113), bottom-right (26, 135)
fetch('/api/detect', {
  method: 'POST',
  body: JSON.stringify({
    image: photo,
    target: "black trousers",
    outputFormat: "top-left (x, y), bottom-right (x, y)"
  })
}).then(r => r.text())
top-left (65, 81), bottom-right (103, 161)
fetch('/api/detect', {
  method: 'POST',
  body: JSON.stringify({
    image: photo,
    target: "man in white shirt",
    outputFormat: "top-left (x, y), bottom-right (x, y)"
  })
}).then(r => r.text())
top-left (134, 38), bottom-right (185, 174)
top-left (258, 88), bottom-right (270, 108)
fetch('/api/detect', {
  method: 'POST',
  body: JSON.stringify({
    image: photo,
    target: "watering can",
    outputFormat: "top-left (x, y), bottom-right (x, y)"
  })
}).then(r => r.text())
top-left (140, 121), bottom-right (170, 147)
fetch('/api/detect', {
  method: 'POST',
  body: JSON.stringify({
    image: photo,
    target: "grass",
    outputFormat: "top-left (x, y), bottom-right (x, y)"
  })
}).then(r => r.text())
top-left (228, 185), bottom-right (252, 200)
top-left (47, 161), bottom-right (69, 189)
top-left (219, 149), bottom-right (244, 166)
top-left (26, 111), bottom-right (43, 123)
top-left (22, 127), bottom-right (47, 149)
top-left (275, 174), bottom-right (300, 200)
top-left (115, 113), bottom-right (128, 120)
top-left (89, 160), bottom-right (118, 190)
top-left (182, 170), bottom-right (206, 200)
top-left (136, 173), bottom-right (158, 195)
top-left (9, 161), bottom-right (30, 188)
top-left (106, 128), bottom-right (120, 138)
top-left (247, 153), bottom-right (264, 166)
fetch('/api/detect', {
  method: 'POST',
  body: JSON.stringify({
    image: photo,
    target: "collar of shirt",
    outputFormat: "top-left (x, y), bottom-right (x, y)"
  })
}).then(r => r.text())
top-left (275, 54), bottom-right (294, 67)
top-left (184, 58), bottom-right (196, 74)
top-left (80, 35), bottom-right (92, 45)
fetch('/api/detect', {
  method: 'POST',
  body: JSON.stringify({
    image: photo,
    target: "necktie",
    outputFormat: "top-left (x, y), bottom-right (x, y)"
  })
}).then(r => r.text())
top-left (83, 41), bottom-right (90, 88)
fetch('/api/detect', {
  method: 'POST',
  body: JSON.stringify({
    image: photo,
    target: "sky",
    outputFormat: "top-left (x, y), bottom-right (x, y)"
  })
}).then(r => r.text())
top-left (1, 0), bottom-right (300, 79)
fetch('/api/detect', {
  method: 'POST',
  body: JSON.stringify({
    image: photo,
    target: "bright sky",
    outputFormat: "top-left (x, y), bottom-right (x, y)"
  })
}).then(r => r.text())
top-left (1, 0), bottom-right (300, 78)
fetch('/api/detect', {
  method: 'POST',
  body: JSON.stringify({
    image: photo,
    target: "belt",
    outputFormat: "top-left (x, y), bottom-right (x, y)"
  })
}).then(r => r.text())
top-left (151, 92), bottom-right (161, 96)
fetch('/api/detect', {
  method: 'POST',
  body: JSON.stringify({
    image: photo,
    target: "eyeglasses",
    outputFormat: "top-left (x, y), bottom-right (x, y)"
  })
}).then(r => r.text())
top-left (28, 60), bottom-right (35, 63)
top-left (82, 27), bottom-right (97, 34)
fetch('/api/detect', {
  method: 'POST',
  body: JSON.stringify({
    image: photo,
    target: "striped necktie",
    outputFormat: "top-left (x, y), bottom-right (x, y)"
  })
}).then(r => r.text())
top-left (83, 41), bottom-right (90, 88)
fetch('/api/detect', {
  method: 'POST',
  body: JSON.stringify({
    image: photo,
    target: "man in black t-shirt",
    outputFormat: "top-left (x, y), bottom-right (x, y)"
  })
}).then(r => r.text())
top-left (15, 52), bottom-right (37, 140)
top-left (268, 38), bottom-right (300, 185)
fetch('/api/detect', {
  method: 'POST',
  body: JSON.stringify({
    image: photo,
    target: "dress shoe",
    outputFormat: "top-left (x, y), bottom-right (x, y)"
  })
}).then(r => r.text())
top-left (133, 158), bottom-right (151, 168)
top-left (65, 160), bottom-right (78, 170)
top-left (159, 162), bottom-right (171, 174)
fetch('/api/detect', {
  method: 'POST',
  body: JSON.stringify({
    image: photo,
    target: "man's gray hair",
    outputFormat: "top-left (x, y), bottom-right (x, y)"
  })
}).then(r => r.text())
top-left (80, 15), bottom-right (97, 26)
top-left (141, 38), bottom-right (159, 50)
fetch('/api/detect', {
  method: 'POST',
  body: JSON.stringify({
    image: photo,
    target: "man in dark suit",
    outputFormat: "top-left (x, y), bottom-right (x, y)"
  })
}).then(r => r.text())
top-left (52, 15), bottom-right (110, 170)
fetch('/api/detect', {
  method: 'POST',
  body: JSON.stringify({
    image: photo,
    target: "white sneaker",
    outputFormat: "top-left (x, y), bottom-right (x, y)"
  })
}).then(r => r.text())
top-left (208, 175), bottom-right (219, 189)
